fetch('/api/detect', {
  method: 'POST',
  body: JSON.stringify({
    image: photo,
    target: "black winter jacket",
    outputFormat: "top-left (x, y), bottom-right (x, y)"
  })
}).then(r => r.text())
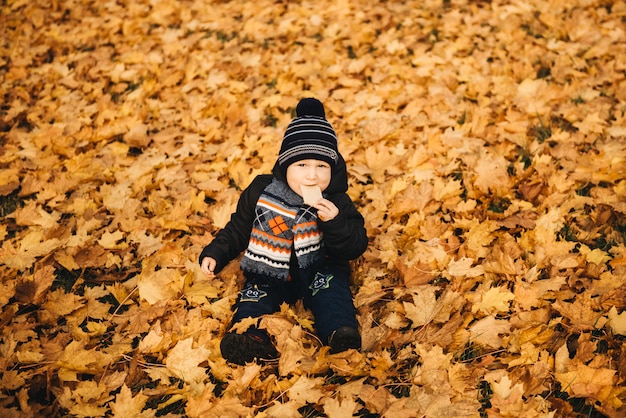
top-left (199, 156), bottom-right (368, 277)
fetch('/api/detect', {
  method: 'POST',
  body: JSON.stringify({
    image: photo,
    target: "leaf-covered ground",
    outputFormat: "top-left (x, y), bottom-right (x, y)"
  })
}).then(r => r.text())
top-left (1, 0), bottom-right (626, 417)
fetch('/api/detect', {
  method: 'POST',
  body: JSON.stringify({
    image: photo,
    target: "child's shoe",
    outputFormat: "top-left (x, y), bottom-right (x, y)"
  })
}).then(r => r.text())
top-left (328, 326), bottom-right (361, 353)
top-left (220, 328), bottom-right (278, 365)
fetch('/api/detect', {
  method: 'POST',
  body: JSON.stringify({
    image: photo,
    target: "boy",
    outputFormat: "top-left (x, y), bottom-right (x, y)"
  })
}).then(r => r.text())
top-left (199, 98), bottom-right (368, 365)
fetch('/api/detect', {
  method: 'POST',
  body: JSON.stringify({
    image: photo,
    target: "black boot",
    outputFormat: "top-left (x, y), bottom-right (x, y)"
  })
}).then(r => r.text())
top-left (327, 326), bottom-right (361, 354)
top-left (220, 328), bottom-right (278, 365)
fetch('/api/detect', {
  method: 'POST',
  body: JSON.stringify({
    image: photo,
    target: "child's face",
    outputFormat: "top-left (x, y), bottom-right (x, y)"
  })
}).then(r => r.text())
top-left (286, 159), bottom-right (332, 197)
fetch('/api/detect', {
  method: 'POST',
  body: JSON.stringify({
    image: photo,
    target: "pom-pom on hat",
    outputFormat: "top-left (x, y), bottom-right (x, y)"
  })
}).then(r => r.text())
top-left (277, 98), bottom-right (339, 170)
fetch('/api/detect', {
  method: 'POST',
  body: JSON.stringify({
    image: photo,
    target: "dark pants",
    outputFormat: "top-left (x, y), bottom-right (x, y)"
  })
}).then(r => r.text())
top-left (231, 262), bottom-right (359, 343)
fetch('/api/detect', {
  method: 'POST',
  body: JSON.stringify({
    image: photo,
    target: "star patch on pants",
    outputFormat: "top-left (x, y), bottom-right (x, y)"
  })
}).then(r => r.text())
top-left (309, 272), bottom-right (334, 296)
top-left (239, 284), bottom-right (268, 302)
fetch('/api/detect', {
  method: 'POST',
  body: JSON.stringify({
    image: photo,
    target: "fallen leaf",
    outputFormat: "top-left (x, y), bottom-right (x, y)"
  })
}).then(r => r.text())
top-left (607, 306), bottom-right (626, 335)
top-left (109, 384), bottom-right (149, 418)
top-left (469, 316), bottom-right (511, 349)
top-left (165, 338), bottom-right (211, 383)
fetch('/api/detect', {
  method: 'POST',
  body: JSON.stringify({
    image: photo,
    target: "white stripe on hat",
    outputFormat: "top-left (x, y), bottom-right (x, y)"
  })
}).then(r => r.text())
top-left (278, 144), bottom-right (339, 165)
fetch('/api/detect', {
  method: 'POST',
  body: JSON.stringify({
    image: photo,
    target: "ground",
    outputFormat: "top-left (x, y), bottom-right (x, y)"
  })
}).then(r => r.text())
top-left (1, 0), bottom-right (625, 417)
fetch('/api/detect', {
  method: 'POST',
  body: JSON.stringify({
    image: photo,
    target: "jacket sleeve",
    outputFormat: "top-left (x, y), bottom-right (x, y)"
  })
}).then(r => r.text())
top-left (319, 193), bottom-right (368, 260)
top-left (198, 176), bottom-right (269, 273)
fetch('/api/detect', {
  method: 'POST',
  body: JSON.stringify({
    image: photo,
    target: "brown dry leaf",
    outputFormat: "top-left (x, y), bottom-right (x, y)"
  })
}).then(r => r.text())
top-left (556, 364), bottom-right (618, 405)
top-left (469, 316), bottom-right (511, 349)
top-left (552, 293), bottom-right (604, 332)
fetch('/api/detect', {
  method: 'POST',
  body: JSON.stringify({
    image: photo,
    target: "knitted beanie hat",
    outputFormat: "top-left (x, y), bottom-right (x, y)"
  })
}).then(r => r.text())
top-left (277, 98), bottom-right (339, 170)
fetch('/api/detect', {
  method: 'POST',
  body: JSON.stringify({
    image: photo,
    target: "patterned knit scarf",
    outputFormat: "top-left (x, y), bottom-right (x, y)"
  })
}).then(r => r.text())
top-left (240, 178), bottom-right (324, 281)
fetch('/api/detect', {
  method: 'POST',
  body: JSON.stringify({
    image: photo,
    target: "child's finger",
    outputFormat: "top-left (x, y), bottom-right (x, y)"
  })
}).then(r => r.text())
top-left (201, 258), bottom-right (216, 276)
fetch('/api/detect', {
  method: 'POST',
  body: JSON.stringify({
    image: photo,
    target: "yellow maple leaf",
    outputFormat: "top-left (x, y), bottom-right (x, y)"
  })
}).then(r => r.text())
top-left (208, 189), bottom-right (240, 228)
top-left (226, 363), bottom-right (262, 395)
top-left (42, 288), bottom-right (83, 317)
top-left (432, 178), bottom-right (463, 201)
top-left (262, 400), bottom-right (302, 418)
top-left (14, 200), bottom-right (60, 228)
top-left (469, 315), bottom-right (511, 349)
top-left (488, 373), bottom-right (525, 412)
top-left (138, 267), bottom-right (184, 305)
top-left (109, 384), bottom-right (149, 418)
top-left (383, 311), bottom-right (409, 329)
top-left (129, 230), bottom-right (164, 258)
top-left (56, 341), bottom-right (114, 382)
top-left (184, 280), bottom-right (220, 305)
top-left (580, 245), bottom-right (611, 265)
top-left (447, 256), bottom-right (485, 277)
top-left (0, 370), bottom-right (26, 391)
top-left (183, 382), bottom-right (217, 417)
top-left (459, 219), bottom-right (500, 259)
top-left (287, 375), bottom-right (325, 405)
top-left (278, 337), bottom-right (307, 377)
top-left (356, 384), bottom-right (391, 415)
top-left (515, 78), bottom-right (550, 114)
top-left (138, 325), bottom-right (168, 354)
top-left (101, 183), bottom-right (132, 212)
top-left (369, 350), bottom-right (394, 381)
top-left (98, 229), bottom-right (127, 250)
top-left (205, 397), bottom-right (257, 418)
top-left (323, 396), bottom-right (360, 418)
top-left (165, 337), bottom-right (211, 383)
top-left (552, 293), bottom-right (604, 331)
top-left (56, 382), bottom-right (110, 417)
top-left (515, 269), bottom-right (568, 310)
top-left (15, 340), bottom-right (44, 363)
top-left (0, 167), bottom-right (19, 195)
top-left (1, 230), bottom-right (63, 270)
top-left (556, 364), bottom-right (616, 401)
top-left (473, 151), bottom-right (512, 194)
top-left (574, 112), bottom-right (607, 135)
top-left (413, 343), bottom-right (452, 373)
top-left (473, 286), bottom-right (515, 315)
top-left (507, 342), bottom-right (541, 367)
top-left (402, 286), bottom-right (439, 327)
top-left (54, 250), bottom-right (81, 271)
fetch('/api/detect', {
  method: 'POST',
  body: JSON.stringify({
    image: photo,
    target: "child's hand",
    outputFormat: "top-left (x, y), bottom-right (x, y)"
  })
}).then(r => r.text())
top-left (313, 198), bottom-right (339, 222)
top-left (201, 257), bottom-right (217, 277)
